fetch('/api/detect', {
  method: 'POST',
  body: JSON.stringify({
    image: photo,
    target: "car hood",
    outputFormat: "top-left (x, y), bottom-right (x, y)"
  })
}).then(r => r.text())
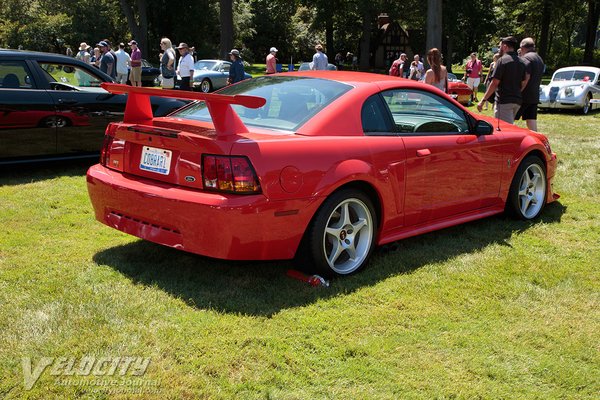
top-left (542, 81), bottom-right (591, 89)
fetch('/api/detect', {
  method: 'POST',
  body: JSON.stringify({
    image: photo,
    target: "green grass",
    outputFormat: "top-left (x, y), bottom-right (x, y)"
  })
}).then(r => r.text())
top-left (1, 109), bottom-right (599, 398)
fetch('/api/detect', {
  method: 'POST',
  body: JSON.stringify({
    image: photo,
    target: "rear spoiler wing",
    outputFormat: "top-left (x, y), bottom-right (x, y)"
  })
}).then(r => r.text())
top-left (101, 83), bottom-right (266, 137)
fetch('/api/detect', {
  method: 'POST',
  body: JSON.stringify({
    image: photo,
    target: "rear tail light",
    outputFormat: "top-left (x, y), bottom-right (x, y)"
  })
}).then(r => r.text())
top-left (100, 123), bottom-right (118, 167)
top-left (202, 155), bottom-right (261, 194)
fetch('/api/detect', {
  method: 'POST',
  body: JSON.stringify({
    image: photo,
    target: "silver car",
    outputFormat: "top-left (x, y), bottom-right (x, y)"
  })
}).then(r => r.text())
top-left (539, 66), bottom-right (600, 114)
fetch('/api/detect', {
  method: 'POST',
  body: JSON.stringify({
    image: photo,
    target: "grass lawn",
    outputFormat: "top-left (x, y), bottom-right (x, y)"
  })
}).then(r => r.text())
top-left (0, 107), bottom-right (598, 398)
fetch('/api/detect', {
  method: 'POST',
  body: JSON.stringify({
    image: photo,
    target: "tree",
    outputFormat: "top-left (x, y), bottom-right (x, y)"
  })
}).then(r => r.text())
top-left (119, 0), bottom-right (149, 56)
top-left (220, 0), bottom-right (234, 59)
top-left (583, 0), bottom-right (600, 64)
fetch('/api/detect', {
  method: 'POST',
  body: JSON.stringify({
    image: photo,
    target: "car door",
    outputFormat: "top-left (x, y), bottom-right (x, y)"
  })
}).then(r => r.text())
top-left (379, 88), bottom-right (504, 226)
top-left (36, 61), bottom-right (124, 155)
top-left (0, 59), bottom-right (57, 161)
top-left (214, 62), bottom-right (230, 90)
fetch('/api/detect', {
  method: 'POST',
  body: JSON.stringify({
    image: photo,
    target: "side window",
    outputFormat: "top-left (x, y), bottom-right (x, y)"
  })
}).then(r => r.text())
top-left (380, 89), bottom-right (470, 134)
top-left (38, 62), bottom-right (102, 88)
top-left (0, 61), bottom-right (35, 89)
top-left (361, 94), bottom-right (393, 134)
top-left (221, 64), bottom-right (230, 73)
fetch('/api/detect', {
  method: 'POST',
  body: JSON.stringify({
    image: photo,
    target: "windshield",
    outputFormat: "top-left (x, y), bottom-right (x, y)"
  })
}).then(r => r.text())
top-left (172, 76), bottom-right (352, 131)
top-left (552, 70), bottom-right (597, 83)
top-left (194, 61), bottom-right (218, 71)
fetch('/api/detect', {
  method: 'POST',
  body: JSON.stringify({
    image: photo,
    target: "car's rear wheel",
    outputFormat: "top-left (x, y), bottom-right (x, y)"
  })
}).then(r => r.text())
top-left (298, 189), bottom-right (377, 277)
top-left (200, 79), bottom-right (212, 93)
top-left (507, 155), bottom-right (547, 220)
top-left (582, 93), bottom-right (592, 115)
top-left (42, 116), bottom-right (69, 128)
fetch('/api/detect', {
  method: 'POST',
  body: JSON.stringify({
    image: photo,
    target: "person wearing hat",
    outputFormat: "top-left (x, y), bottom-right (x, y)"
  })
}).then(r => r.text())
top-left (115, 42), bottom-right (131, 84)
top-left (75, 43), bottom-right (91, 86)
top-left (266, 47), bottom-right (278, 74)
top-left (128, 40), bottom-right (142, 87)
top-left (97, 40), bottom-right (116, 79)
top-left (227, 49), bottom-right (245, 85)
top-left (477, 36), bottom-right (527, 124)
top-left (176, 43), bottom-right (194, 91)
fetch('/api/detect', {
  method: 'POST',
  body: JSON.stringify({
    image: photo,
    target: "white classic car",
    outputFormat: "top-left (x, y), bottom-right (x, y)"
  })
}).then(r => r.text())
top-left (539, 66), bottom-right (600, 114)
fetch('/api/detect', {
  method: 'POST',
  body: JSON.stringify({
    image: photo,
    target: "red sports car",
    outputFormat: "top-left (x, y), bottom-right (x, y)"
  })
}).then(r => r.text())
top-left (447, 73), bottom-right (473, 105)
top-left (87, 72), bottom-right (559, 277)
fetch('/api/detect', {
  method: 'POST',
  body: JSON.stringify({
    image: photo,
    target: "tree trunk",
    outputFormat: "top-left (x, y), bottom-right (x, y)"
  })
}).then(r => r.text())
top-left (426, 0), bottom-right (443, 51)
top-left (118, 0), bottom-right (148, 57)
top-left (326, 15), bottom-right (334, 59)
top-left (219, 0), bottom-right (234, 59)
top-left (583, 0), bottom-right (600, 64)
top-left (358, 10), bottom-right (372, 69)
top-left (538, 0), bottom-right (552, 60)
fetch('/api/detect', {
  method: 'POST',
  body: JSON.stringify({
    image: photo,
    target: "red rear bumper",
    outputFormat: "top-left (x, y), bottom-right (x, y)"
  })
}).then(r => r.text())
top-left (86, 164), bottom-right (319, 260)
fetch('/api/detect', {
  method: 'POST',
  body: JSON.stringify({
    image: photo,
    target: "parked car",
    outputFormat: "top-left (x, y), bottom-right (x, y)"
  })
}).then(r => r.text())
top-left (87, 72), bottom-right (559, 277)
top-left (140, 59), bottom-right (160, 87)
top-left (447, 73), bottom-right (473, 105)
top-left (297, 62), bottom-right (338, 71)
top-left (0, 49), bottom-right (186, 164)
top-left (190, 59), bottom-right (252, 92)
top-left (538, 66), bottom-right (600, 114)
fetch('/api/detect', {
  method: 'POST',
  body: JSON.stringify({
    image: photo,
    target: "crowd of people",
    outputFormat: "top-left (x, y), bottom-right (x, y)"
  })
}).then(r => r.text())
top-left (66, 36), bottom-right (544, 128)
top-left (387, 36), bottom-right (545, 129)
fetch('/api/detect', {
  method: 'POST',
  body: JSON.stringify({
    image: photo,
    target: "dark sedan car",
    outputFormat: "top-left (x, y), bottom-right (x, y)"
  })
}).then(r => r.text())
top-left (0, 49), bottom-right (186, 164)
top-left (140, 59), bottom-right (160, 87)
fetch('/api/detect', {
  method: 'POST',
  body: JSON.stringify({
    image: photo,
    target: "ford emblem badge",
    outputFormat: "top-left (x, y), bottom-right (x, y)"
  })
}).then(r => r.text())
top-left (184, 176), bottom-right (196, 182)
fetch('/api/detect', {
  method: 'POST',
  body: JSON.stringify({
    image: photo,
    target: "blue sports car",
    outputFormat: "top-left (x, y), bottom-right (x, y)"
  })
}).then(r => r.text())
top-left (191, 59), bottom-right (252, 92)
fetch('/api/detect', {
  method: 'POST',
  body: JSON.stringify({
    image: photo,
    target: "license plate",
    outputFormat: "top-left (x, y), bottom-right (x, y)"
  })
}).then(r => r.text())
top-left (140, 146), bottom-right (172, 175)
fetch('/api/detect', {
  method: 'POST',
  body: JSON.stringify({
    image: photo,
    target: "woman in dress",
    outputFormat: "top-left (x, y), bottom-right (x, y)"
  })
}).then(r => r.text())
top-left (424, 48), bottom-right (448, 93)
top-left (482, 53), bottom-right (499, 110)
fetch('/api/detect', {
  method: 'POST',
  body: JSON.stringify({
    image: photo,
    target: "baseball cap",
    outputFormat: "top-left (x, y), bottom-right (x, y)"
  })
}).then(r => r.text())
top-left (270, 47), bottom-right (278, 53)
top-left (228, 49), bottom-right (240, 56)
top-left (96, 41), bottom-right (108, 47)
top-left (128, 40), bottom-right (137, 46)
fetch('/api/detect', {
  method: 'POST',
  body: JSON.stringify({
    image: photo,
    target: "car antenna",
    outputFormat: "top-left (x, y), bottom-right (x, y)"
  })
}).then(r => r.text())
top-left (496, 116), bottom-right (501, 131)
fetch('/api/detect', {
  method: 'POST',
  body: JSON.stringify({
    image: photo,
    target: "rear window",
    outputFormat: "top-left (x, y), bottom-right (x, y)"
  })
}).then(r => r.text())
top-left (172, 76), bottom-right (352, 131)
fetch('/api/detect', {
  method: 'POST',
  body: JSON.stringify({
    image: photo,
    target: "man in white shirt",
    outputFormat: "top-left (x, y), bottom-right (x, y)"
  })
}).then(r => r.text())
top-left (311, 44), bottom-right (328, 70)
top-left (176, 42), bottom-right (195, 91)
top-left (114, 43), bottom-right (131, 84)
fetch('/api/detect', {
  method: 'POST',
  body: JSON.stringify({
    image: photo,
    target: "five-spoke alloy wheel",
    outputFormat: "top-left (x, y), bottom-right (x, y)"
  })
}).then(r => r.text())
top-left (508, 156), bottom-right (547, 220)
top-left (299, 189), bottom-right (377, 277)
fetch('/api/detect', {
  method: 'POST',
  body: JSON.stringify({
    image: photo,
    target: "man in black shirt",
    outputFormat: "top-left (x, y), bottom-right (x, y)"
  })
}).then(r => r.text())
top-left (516, 37), bottom-right (545, 131)
top-left (477, 36), bottom-right (527, 124)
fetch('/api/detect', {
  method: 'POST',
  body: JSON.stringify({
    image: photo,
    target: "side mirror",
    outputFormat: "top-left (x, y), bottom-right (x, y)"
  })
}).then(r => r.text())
top-left (475, 120), bottom-right (493, 135)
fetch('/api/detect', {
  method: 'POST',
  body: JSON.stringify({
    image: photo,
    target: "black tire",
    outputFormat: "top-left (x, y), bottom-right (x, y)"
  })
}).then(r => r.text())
top-left (582, 93), bottom-right (592, 115)
top-left (506, 155), bottom-right (547, 220)
top-left (200, 79), bottom-right (212, 93)
top-left (297, 189), bottom-right (378, 277)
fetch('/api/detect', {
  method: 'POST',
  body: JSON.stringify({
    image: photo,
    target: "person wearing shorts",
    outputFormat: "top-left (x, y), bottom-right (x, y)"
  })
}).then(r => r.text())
top-left (128, 40), bottom-right (142, 87)
top-left (464, 52), bottom-right (483, 102)
top-left (515, 37), bottom-right (545, 131)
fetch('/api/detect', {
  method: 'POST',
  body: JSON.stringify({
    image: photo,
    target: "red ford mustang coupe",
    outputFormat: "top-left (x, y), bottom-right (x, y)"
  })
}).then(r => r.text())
top-left (87, 71), bottom-right (559, 277)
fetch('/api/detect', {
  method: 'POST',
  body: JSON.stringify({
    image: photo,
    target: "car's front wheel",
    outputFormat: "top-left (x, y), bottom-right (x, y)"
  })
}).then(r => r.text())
top-left (507, 155), bottom-right (547, 220)
top-left (299, 189), bottom-right (377, 277)
top-left (200, 79), bottom-right (212, 93)
top-left (582, 93), bottom-right (592, 115)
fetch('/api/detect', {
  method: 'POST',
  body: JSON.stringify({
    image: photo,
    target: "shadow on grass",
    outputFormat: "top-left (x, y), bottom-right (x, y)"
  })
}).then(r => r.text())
top-left (93, 201), bottom-right (566, 317)
top-left (0, 159), bottom-right (95, 186)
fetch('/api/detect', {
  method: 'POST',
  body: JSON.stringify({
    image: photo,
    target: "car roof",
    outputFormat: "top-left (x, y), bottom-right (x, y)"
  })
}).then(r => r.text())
top-left (0, 48), bottom-right (82, 62)
top-left (554, 66), bottom-right (600, 74)
top-left (275, 70), bottom-right (426, 89)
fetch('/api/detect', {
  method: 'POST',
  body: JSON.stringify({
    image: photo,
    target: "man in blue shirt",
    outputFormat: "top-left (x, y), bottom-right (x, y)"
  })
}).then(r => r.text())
top-left (97, 41), bottom-right (116, 79)
top-left (311, 44), bottom-right (328, 70)
top-left (227, 49), bottom-right (245, 85)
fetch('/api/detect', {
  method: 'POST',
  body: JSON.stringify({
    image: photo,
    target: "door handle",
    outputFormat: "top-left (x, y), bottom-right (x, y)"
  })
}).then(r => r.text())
top-left (416, 149), bottom-right (431, 157)
top-left (58, 99), bottom-right (78, 105)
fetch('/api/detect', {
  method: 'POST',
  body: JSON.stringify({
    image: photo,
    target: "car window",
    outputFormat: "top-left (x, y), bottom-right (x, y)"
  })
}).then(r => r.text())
top-left (220, 64), bottom-right (230, 73)
top-left (38, 62), bottom-right (103, 88)
top-left (173, 76), bottom-right (352, 131)
top-left (380, 89), bottom-right (470, 134)
top-left (362, 94), bottom-right (394, 135)
top-left (0, 61), bottom-right (35, 89)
